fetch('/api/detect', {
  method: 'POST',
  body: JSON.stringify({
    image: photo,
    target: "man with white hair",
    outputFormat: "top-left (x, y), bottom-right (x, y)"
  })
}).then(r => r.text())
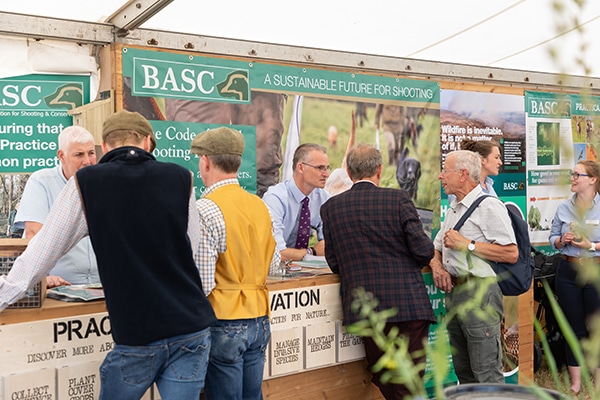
top-left (429, 150), bottom-right (517, 384)
top-left (15, 125), bottom-right (98, 287)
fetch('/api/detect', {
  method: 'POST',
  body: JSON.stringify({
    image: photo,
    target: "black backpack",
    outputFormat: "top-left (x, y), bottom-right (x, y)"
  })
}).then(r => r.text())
top-left (532, 247), bottom-right (561, 301)
top-left (453, 195), bottom-right (534, 296)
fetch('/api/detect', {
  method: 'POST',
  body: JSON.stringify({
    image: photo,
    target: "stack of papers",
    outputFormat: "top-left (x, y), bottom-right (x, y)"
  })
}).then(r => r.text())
top-left (292, 256), bottom-right (329, 269)
top-left (47, 284), bottom-right (104, 302)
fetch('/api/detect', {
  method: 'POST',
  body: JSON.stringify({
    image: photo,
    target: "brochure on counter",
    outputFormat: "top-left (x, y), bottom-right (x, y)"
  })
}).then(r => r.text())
top-left (292, 256), bottom-right (329, 269)
top-left (47, 284), bottom-right (105, 302)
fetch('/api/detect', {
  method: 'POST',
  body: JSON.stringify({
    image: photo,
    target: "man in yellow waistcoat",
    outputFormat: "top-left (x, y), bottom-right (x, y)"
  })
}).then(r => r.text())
top-left (191, 127), bottom-right (280, 400)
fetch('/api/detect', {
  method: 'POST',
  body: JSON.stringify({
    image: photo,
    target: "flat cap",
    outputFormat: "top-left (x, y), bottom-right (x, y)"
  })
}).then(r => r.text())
top-left (103, 110), bottom-right (156, 151)
top-left (190, 127), bottom-right (244, 156)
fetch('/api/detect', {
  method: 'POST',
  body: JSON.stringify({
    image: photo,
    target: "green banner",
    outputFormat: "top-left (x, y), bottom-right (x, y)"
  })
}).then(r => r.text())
top-left (525, 90), bottom-right (600, 246)
top-left (524, 90), bottom-right (571, 118)
top-left (0, 74), bottom-right (90, 173)
top-left (127, 52), bottom-right (250, 103)
top-left (122, 47), bottom-right (439, 104)
top-left (571, 93), bottom-right (600, 116)
top-left (252, 64), bottom-right (439, 103)
top-left (422, 272), bottom-right (458, 398)
top-left (150, 121), bottom-right (257, 196)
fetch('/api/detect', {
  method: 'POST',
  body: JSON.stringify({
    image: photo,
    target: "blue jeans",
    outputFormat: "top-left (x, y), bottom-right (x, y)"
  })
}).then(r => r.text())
top-left (204, 316), bottom-right (271, 400)
top-left (99, 329), bottom-right (211, 400)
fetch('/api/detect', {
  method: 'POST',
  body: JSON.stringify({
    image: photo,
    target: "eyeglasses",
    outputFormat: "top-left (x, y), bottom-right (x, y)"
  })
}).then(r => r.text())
top-left (302, 162), bottom-right (332, 173)
top-left (441, 168), bottom-right (459, 175)
top-left (570, 172), bottom-right (590, 180)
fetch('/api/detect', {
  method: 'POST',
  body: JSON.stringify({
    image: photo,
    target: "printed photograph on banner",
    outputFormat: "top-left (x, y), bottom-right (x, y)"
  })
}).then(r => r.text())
top-left (439, 90), bottom-right (526, 217)
top-left (279, 97), bottom-right (440, 212)
top-left (523, 91), bottom-right (600, 249)
top-left (118, 46), bottom-right (441, 212)
top-left (571, 94), bottom-right (600, 162)
top-left (527, 172), bottom-right (571, 245)
top-left (525, 92), bottom-right (573, 171)
top-left (536, 122), bottom-right (561, 166)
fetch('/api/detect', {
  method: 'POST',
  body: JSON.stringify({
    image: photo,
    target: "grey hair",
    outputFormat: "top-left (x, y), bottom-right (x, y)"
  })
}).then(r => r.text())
top-left (346, 143), bottom-right (382, 180)
top-left (450, 150), bottom-right (481, 183)
top-left (58, 126), bottom-right (95, 151)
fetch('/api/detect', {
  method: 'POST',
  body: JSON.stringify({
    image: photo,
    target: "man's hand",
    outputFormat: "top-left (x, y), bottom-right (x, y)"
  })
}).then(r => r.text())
top-left (46, 275), bottom-right (71, 289)
top-left (430, 257), bottom-right (453, 293)
top-left (280, 239), bottom-right (326, 261)
top-left (443, 229), bottom-right (469, 251)
top-left (313, 240), bottom-right (325, 256)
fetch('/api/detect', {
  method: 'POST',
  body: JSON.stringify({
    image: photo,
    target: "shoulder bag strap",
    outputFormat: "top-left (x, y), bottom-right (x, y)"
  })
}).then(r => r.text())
top-left (452, 195), bottom-right (491, 231)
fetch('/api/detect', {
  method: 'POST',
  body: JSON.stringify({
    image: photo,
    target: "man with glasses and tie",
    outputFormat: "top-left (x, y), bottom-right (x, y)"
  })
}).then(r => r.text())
top-left (263, 143), bottom-right (331, 261)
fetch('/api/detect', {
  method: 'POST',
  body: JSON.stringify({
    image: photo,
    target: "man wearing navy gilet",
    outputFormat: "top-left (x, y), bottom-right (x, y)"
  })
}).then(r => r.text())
top-left (0, 110), bottom-right (216, 399)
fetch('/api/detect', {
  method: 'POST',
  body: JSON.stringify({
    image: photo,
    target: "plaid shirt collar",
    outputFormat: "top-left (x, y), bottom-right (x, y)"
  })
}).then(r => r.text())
top-left (201, 178), bottom-right (239, 197)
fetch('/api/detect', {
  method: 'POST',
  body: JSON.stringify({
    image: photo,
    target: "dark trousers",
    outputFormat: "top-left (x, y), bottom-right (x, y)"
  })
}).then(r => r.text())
top-left (362, 320), bottom-right (431, 400)
top-left (555, 258), bottom-right (600, 366)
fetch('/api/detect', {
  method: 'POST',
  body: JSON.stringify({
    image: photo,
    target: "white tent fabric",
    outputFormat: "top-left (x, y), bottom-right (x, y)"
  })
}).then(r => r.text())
top-left (281, 95), bottom-right (303, 182)
top-left (0, 35), bottom-right (99, 90)
top-left (1, 0), bottom-right (600, 78)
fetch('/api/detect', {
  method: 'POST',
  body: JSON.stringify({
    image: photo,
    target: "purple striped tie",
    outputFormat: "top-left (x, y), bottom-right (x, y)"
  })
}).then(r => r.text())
top-left (295, 197), bottom-right (310, 249)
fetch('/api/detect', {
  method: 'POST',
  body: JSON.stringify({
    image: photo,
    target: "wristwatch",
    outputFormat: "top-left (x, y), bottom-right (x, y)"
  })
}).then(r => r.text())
top-left (468, 240), bottom-right (476, 252)
top-left (590, 242), bottom-right (596, 252)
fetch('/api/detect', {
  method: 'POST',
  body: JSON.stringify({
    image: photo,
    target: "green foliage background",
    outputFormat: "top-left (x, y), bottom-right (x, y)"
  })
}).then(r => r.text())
top-left (280, 96), bottom-right (441, 228)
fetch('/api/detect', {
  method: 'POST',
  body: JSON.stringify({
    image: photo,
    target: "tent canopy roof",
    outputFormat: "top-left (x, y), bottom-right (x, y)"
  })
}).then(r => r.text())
top-left (2, 0), bottom-right (600, 78)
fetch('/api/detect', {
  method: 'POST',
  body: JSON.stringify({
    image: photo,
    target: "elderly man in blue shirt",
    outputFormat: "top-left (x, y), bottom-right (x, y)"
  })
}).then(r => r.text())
top-left (15, 125), bottom-right (98, 288)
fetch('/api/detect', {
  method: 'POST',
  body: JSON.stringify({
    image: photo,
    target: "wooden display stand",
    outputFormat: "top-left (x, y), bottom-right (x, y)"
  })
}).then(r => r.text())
top-left (0, 296), bottom-right (107, 325)
top-left (0, 234), bottom-right (533, 399)
top-left (518, 284), bottom-right (535, 383)
top-left (0, 266), bottom-right (534, 400)
top-left (0, 272), bottom-right (384, 400)
top-left (262, 359), bottom-right (383, 400)
top-left (263, 274), bottom-right (383, 399)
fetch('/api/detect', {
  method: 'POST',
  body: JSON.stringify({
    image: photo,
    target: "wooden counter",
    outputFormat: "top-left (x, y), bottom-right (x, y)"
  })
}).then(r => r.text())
top-left (0, 269), bottom-right (533, 399)
top-left (0, 269), bottom-right (335, 326)
top-left (263, 271), bottom-right (384, 399)
top-left (0, 271), bottom-right (383, 400)
top-left (262, 359), bottom-right (383, 400)
top-left (0, 297), bottom-right (107, 325)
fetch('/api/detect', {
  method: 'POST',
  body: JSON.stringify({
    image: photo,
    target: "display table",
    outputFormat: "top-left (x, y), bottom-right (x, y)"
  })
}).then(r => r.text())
top-left (0, 297), bottom-right (107, 325)
top-left (0, 268), bottom-right (532, 400)
top-left (263, 271), bottom-right (384, 399)
top-left (0, 271), bottom-right (383, 400)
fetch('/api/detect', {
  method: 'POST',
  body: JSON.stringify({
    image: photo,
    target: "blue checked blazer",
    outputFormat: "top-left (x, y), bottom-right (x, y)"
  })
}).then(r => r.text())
top-left (321, 181), bottom-right (435, 325)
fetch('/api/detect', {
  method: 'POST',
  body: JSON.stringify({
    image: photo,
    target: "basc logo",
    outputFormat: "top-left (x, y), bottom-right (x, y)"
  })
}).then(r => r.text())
top-left (503, 181), bottom-right (525, 192)
top-left (43, 83), bottom-right (84, 110)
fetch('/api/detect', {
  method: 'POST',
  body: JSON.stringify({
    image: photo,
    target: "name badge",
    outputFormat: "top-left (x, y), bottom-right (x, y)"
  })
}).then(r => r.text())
top-left (586, 219), bottom-right (600, 227)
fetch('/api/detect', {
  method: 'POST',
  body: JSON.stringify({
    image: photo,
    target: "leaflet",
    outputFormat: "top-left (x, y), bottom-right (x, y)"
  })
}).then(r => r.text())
top-left (46, 284), bottom-right (104, 302)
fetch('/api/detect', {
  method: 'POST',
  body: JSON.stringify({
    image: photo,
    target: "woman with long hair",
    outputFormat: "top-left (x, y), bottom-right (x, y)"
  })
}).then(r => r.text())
top-left (460, 138), bottom-right (502, 196)
top-left (447, 138), bottom-right (502, 203)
